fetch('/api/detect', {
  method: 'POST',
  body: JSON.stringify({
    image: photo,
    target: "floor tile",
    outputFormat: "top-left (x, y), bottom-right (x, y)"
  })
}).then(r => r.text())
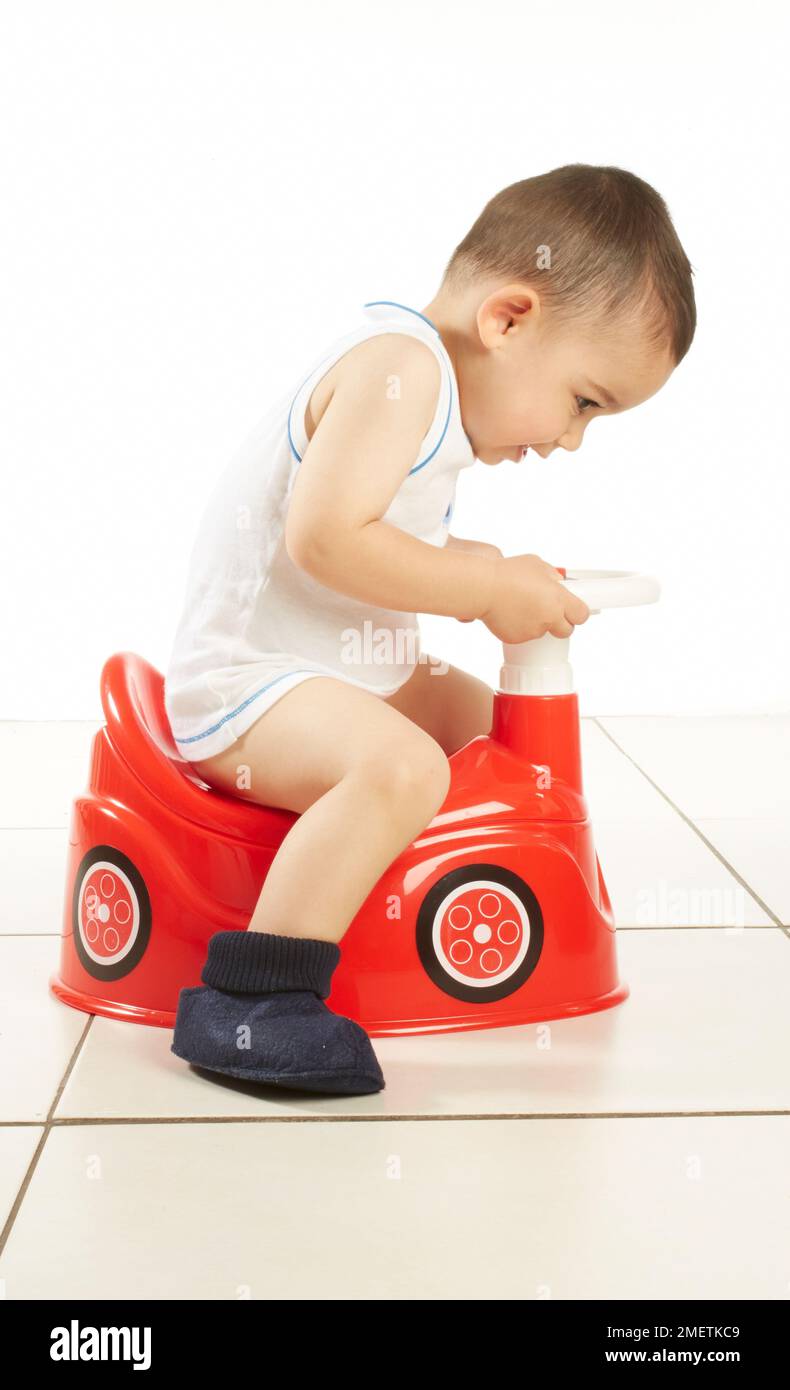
top-left (597, 716), bottom-right (790, 820)
top-left (593, 818), bottom-right (773, 927)
top-left (0, 829), bottom-right (70, 936)
top-left (0, 1127), bottom-right (43, 1238)
top-left (1, 1116), bottom-right (786, 1299)
top-left (581, 720), bottom-right (681, 822)
top-left (0, 938), bottom-right (89, 1122)
top-left (54, 928), bottom-right (790, 1119)
top-left (692, 819), bottom-right (790, 925)
top-left (0, 722), bottom-right (99, 829)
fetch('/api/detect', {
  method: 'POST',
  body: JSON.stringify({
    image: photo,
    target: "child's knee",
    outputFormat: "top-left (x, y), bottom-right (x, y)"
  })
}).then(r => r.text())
top-left (356, 736), bottom-right (451, 814)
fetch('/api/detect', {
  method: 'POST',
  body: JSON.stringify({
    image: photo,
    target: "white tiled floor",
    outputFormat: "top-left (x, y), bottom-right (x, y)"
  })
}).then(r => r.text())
top-left (0, 716), bottom-right (788, 1299)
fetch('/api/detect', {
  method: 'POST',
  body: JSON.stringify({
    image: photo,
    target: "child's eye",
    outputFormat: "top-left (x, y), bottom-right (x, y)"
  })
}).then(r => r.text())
top-left (575, 395), bottom-right (600, 414)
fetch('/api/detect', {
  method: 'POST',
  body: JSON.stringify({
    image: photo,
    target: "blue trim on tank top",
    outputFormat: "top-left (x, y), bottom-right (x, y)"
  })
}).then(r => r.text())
top-left (174, 670), bottom-right (324, 744)
top-left (287, 300), bottom-right (452, 474)
top-left (362, 300), bottom-right (440, 333)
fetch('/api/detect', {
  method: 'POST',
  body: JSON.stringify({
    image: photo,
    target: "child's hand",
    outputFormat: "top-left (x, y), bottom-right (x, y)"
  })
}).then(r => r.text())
top-left (480, 553), bottom-right (590, 642)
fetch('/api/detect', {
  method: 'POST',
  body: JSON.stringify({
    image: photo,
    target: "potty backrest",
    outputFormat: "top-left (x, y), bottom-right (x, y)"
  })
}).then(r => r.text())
top-left (101, 651), bottom-right (183, 761)
top-left (99, 651), bottom-right (296, 844)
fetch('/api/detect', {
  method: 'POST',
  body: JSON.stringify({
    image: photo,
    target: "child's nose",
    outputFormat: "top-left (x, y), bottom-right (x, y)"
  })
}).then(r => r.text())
top-left (556, 424), bottom-right (585, 452)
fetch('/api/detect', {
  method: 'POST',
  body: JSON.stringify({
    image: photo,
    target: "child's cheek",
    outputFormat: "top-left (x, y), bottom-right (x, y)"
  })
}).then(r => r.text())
top-left (523, 406), bottom-right (561, 446)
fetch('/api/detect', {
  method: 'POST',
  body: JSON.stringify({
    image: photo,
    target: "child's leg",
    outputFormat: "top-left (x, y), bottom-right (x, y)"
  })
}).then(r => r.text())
top-left (191, 675), bottom-right (451, 943)
top-left (380, 656), bottom-right (495, 756)
top-left (175, 676), bottom-right (452, 1094)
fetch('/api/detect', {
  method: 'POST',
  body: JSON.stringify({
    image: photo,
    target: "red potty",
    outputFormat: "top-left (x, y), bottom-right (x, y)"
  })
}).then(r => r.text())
top-left (51, 570), bottom-right (658, 1037)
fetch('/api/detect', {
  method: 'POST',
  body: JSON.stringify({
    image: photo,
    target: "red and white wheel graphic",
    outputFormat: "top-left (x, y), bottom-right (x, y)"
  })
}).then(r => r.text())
top-left (416, 864), bottom-right (543, 1004)
top-left (72, 846), bottom-right (151, 981)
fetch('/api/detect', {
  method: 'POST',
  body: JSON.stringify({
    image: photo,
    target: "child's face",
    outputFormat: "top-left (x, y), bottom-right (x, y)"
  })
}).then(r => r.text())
top-left (454, 286), bottom-right (676, 466)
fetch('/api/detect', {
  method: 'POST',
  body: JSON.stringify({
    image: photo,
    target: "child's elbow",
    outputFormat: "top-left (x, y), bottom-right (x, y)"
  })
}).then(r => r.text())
top-left (285, 497), bottom-right (366, 581)
top-left (284, 517), bottom-right (318, 573)
top-left (285, 515), bottom-right (338, 579)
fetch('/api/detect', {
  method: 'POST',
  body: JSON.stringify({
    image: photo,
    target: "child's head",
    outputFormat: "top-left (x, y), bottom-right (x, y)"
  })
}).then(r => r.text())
top-left (426, 164), bottom-right (696, 465)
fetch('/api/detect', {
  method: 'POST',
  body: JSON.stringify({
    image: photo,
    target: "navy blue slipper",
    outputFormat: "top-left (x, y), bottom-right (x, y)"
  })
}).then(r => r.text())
top-left (171, 929), bottom-right (385, 1096)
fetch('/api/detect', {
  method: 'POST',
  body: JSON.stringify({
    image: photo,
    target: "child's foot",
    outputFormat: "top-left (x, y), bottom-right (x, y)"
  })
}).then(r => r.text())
top-left (170, 929), bottom-right (385, 1096)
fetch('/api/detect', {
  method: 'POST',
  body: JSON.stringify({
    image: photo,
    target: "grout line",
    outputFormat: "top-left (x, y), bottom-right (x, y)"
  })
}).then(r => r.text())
top-left (0, 1014), bottom-right (95, 1260)
top-left (592, 717), bottom-right (789, 936)
top-left (614, 923), bottom-right (785, 931)
top-left (5, 926), bottom-right (790, 939)
top-left (1, 1110), bottom-right (788, 1127)
top-left (4, 925), bottom-right (790, 941)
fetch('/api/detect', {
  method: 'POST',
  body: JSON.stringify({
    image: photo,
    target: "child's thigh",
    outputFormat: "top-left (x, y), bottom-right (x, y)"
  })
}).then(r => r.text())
top-left (190, 675), bottom-right (449, 815)
top-left (382, 657), bottom-right (495, 755)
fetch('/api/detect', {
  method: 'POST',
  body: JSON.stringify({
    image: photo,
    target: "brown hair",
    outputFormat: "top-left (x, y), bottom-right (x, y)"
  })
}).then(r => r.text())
top-left (441, 164), bottom-right (696, 364)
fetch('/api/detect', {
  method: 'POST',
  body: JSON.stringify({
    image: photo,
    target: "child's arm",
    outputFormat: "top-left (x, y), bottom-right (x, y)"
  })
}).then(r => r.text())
top-left (285, 333), bottom-right (497, 622)
top-left (444, 537), bottom-right (502, 621)
top-left (285, 332), bottom-right (589, 640)
top-left (444, 535), bottom-right (503, 560)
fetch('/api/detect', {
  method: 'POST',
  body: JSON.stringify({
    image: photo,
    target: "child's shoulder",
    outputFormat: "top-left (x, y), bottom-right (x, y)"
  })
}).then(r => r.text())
top-left (303, 325), bottom-right (443, 448)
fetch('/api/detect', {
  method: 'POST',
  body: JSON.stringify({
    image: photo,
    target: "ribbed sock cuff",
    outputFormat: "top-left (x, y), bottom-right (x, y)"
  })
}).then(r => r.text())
top-left (201, 930), bottom-right (341, 998)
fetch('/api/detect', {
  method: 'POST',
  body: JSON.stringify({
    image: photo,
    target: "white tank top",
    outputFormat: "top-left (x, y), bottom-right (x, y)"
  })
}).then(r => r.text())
top-left (163, 298), bottom-right (476, 747)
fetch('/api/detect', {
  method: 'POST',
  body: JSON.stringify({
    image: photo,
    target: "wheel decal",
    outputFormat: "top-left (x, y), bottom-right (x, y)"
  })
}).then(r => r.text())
top-left (78, 861), bottom-right (141, 965)
top-left (416, 863), bottom-right (544, 1004)
top-left (72, 845), bottom-right (152, 981)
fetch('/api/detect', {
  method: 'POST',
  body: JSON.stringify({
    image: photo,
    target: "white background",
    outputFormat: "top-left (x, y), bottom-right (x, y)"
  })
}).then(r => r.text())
top-left (2, 0), bottom-right (788, 718)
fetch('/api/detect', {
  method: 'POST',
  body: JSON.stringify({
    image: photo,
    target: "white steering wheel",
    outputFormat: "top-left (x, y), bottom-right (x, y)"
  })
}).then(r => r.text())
top-left (558, 568), bottom-right (661, 615)
top-left (498, 568), bottom-right (661, 696)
